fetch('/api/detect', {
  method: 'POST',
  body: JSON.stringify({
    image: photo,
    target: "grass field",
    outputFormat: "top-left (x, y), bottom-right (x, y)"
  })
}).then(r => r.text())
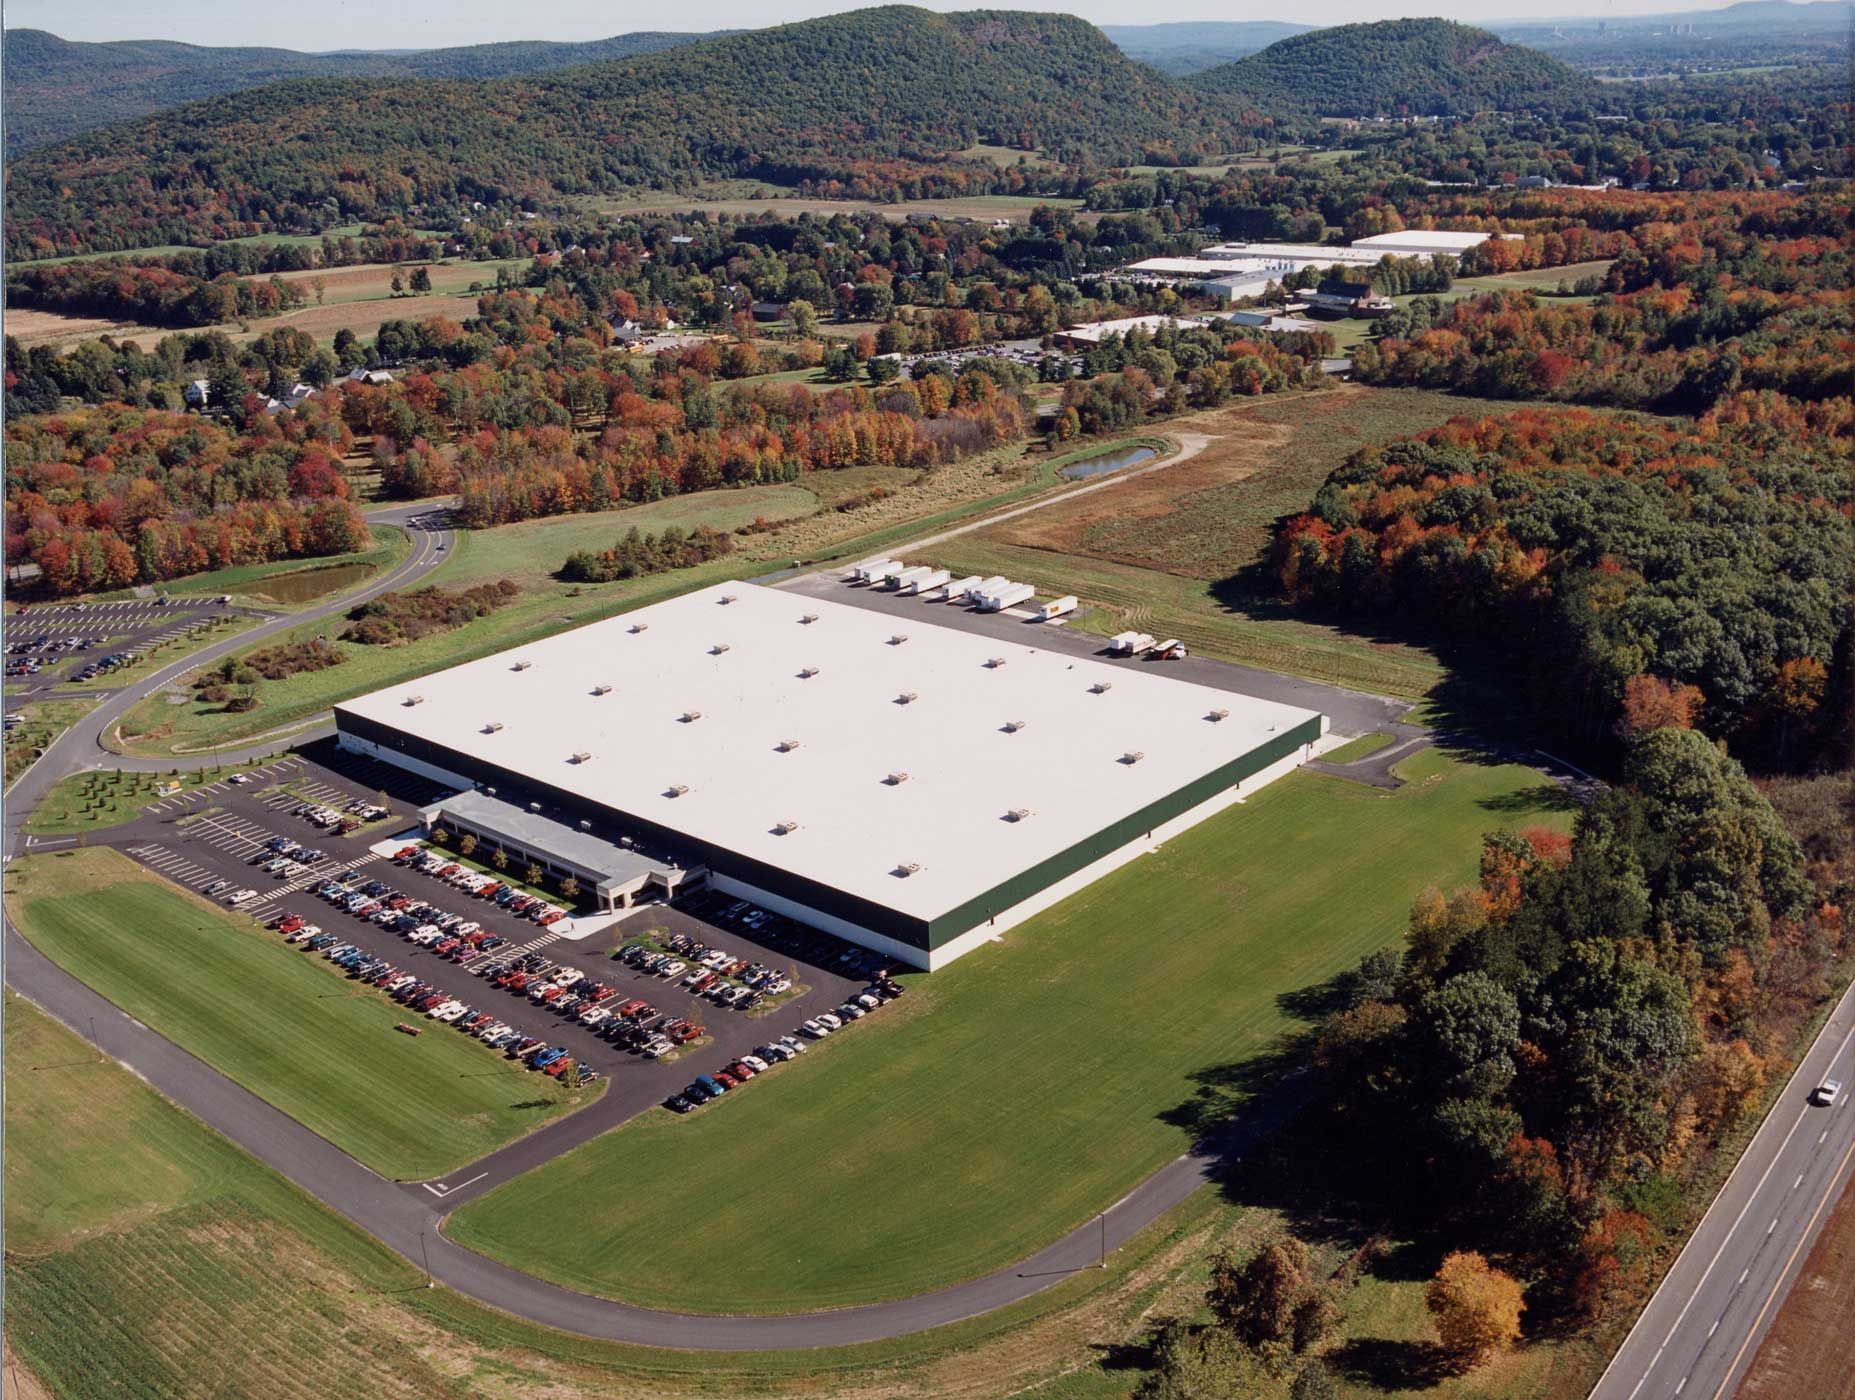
top-left (11, 989), bottom-right (1537, 1400)
top-left (21, 767), bottom-right (222, 834)
top-left (5, 848), bottom-right (592, 1178)
top-left (449, 748), bottom-right (1574, 1312)
top-left (3, 698), bottom-right (96, 787)
top-left (917, 387), bottom-right (1521, 698)
top-left (1322, 731), bottom-right (1396, 763)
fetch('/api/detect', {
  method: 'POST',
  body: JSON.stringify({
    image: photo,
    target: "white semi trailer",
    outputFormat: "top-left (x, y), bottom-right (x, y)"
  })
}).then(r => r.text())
top-left (977, 581), bottom-right (1037, 612)
top-left (1036, 595), bottom-right (1078, 620)
top-left (904, 569), bottom-right (952, 595)
top-left (1109, 631), bottom-right (1157, 655)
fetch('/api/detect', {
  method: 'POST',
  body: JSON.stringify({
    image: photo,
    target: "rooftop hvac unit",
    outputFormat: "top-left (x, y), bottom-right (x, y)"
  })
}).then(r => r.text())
top-left (896, 691), bottom-right (918, 705)
top-left (571, 751), bottom-right (593, 764)
top-left (1207, 709), bottom-right (1230, 722)
top-left (1006, 808), bottom-right (1034, 822)
top-left (985, 657), bottom-right (1007, 669)
top-left (710, 643), bottom-right (731, 655)
top-left (1121, 750), bottom-right (1146, 765)
top-left (894, 862), bottom-right (921, 877)
top-left (1091, 681), bottom-right (1113, 694)
top-left (773, 820), bottom-right (800, 835)
top-left (483, 722), bottom-right (504, 733)
top-left (629, 622), bottom-right (648, 634)
top-left (403, 695), bottom-right (425, 706)
top-left (885, 771), bottom-right (910, 785)
top-left (1002, 720), bottom-right (1028, 733)
top-left (798, 666), bottom-right (820, 679)
top-left (511, 660), bottom-right (532, 671)
top-left (580, 820), bottom-right (593, 831)
top-left (799, 613), bottom-right (818, 624)
top-left (777, 739), bottom-right (801, 752)
top-left (680, 710), bottom-right (702, 723)
top-left (665, 784), bottom-right (690, 797)
top-left (718, 594), bottom-right (737, 604)
top-left (889, 634), bottom-right (909, 645)
top-left (592, 684), bottom-right (612, 696)
top-left (529, 802), bottom-right (542, 813)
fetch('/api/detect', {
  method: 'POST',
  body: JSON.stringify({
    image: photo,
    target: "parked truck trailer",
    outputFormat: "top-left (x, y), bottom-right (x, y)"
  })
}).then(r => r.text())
top-left (1036, 594), bottom-right (1078, 621)
top-left (976, 581), bottom-right (1037, 612)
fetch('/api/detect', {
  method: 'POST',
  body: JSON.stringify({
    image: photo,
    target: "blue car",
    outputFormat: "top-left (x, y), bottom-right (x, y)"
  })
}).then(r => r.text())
top-left (532, 1047), bottom-right (567, 1070)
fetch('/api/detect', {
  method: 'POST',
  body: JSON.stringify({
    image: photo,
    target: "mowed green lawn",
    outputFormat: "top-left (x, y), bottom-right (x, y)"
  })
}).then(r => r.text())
top-left (5, 848), bottom-right (593, 1179)
top-left (449, 748), bottom-right (1572, 1312)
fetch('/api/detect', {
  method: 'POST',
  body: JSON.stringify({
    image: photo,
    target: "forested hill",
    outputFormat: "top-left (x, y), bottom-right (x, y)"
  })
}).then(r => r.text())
top-left (1193, 19), bottom-right (1599, 116)
top-left (4, 7), bottom-right (1238, 260)
top-left (1, 27), bottom-right (723, 153)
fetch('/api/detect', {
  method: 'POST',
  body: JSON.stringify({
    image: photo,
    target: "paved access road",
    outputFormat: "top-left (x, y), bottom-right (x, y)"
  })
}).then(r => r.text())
top-left (3, 502), bottom-right (452, 853)
top-left (1591, 978), bottom-right (1855, 1400)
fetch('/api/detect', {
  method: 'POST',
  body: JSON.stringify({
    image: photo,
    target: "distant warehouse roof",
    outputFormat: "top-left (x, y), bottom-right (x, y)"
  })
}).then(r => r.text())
top-left (1349, 230), bottom-right (1504, 256)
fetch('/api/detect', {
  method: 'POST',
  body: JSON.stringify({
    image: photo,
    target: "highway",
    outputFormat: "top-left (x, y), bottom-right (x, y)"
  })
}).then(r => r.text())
top-left (1591, 977), bottom-right (1855, 1400)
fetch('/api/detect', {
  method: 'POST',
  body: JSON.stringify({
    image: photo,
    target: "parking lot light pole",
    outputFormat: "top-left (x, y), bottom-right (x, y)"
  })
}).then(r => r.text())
top-left (1099, 1211), bottom-right (1107, 1269)
top-left (420, 1230), bottom-right (434, 1287)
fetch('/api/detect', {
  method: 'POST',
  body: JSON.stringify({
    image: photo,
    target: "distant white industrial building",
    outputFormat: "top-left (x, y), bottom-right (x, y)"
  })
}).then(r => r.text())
top-left (1116, 231), bottom-right (1509, 305)
top-left (336, 583), bottom-right (1326, 969)
top-left (1350, 230), bottom-right (1502, 258)
top-left (1053, 314), bottom-right (1209, 348)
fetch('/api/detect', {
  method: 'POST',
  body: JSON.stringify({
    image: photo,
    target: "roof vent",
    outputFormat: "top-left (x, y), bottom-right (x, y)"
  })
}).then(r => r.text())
top-left (718, 594), bottom-right (737, 604)
top-left (885, 771), bottom-right (910, 786)
top-left (773, 820), bottom-right (800, 835)
top-left (896, 691), bottom-right (918, 705)
top-left (591, 684), bottom-right (612, 696)
top-left (403, 695), bottom-right (425, 706)
top-left (1091, 681), bottom-right (1113, 694)
top-left (889, 634), bottom-right (908, 646)
top-left (1002, 719), bottom-right (1028, 733)
top-left (985, 657), bottom-right (1007, 669)
top-left (483, 722), bottom-right (504, 733)
top-left (777, 738), bottom-right (801, 752)
top-left (1006, 807), bottom-right (1034, 822)
top-left (571, 751), bottom-right (593, 764)
top-left (893, 862), bottom-right (921, 877)
top-left (680, 710), bottom-right (702, 724)
top-left (710, 643), bottom-right (731, 655)
top-left (799, 613), bottom-right (818, 624)
top-left (797, 666), bottom-right (820, 679)
top-left (1207, 709), bottom-right (1229, 722)
top-left (629, 622), bottom-right (648, 634)
top-left (511, 660), bottom-right (532, 671)
top-left (665, 784), bottom-right (689, 798)
top-left (1121, 750), bottom-right (1146, 765)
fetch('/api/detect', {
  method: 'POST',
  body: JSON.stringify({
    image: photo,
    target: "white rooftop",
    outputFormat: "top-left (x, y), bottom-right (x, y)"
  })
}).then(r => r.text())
top-left (337, 582), bottom-right (1321, 924)
top-left (1058, 314), bottom-right (1209, 343)
top-left (1350, 229), bottom-right (1495, 252)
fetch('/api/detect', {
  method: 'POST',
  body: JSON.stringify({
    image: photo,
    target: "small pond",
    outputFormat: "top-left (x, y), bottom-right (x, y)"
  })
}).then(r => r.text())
top-left (244, 560), bottom-right (377, 604)
top-left (1058, 445), bottom-right (1158, 481)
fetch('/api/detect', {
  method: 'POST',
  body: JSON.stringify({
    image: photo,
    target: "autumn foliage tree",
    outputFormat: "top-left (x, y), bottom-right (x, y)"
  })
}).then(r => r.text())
top-left (1426, 1251), bottom-right (1525, 1369)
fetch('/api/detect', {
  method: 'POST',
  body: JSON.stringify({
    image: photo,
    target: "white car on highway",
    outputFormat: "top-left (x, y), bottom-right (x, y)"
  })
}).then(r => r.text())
top-left (1810, 1079), bottom-right (1843, 1106)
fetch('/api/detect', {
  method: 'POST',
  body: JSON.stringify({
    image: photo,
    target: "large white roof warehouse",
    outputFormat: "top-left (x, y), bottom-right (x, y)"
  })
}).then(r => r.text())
top-left (336, 582), bottom-right (1325, 968)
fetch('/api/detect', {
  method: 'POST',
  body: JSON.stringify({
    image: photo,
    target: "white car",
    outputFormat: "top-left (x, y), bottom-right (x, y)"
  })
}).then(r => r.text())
top-left (227, 888), bottom-right (259, 905)
top-left (435, 1004), bottom-right (469, 1023)
top-left (817, 1012), bottom-right (843, 1031)
top-left (778, 1035), bottom-right (807, 1055)
top-left (285, 924), bottom-right (321, 943)
top-left (740, 1055), bottom-right (770, 1073)
top-left (1810, 1079), bottom-right (1844, 1106)
top-left (800, 1019), bottom-right (830, 1038)
top-left (642, 1036), bottom-right (674, 1058)
top-left (659, 960), bottom-right (687, 979)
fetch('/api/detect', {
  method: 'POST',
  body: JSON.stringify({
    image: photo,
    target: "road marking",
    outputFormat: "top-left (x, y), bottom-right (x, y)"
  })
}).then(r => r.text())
top-left (1767, 1217), bottom-right (1777, 1235)
top-left (1708, 1319), bottom-right (1719, 1338)
top-left (1739, 1268), bottom-right (1749, 1285)
top-left (1794, 1174), bottom-right (1804, 1190)
top-left (421, 1171), bottom-right (488, 1199)
top-left (1674, 1376), bottom-right (1687, 1395)
top-left (1821, 1130), bottom-right (1830, 1144)
top-left (1710, 1128), bottom-right (1855, 1399)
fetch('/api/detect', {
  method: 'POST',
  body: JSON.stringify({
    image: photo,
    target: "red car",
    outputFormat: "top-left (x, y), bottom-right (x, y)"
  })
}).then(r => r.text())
top-left (727, 1060), bottom-right (756, 1079)
top-left (395, 846), bottom-right (420, 861)
top-left (544, 1057), bottom-right (574, 1078)
top-left (538, 911), bottom-right (563, 926)
top-left (616, 998), bottom-right (649, 1018)
top-left (713, 1071), bottom-right (740, 1090)
top-left (687, 971), bottom-right (717, 994)
top-left (276, 915), bottom-right (305, 934)
top-left (670, 1021), bottom-right (703, 1043)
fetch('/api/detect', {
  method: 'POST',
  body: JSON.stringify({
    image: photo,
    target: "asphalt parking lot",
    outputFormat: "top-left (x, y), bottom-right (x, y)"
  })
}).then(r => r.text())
top-left (5, 597), bottom-right (249, 695)
top-left (776, 570), bottom-right (1412, 736)
top-left (104, 744), bottom-right (882, 1195)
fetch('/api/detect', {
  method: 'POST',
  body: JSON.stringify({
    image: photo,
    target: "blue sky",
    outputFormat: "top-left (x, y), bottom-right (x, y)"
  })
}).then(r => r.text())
top-left (6, 0), bottom-right (1775, 48)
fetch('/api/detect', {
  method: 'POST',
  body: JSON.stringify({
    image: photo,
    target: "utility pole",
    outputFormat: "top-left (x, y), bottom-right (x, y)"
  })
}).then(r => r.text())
top-left (420, 1230), bottom-right (433, 1288)
top-left (90, 1016), bottom-right (101, 1061)
top-left (1099, 1211), bottom-right (1107, 1269)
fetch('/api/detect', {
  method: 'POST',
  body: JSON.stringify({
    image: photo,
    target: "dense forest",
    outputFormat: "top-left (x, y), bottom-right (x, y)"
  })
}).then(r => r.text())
top-left (1273, 403), bottom-right (1852, 770)
top-left (1191, 20), bottom-right (1600, 118)
top-left (1357, 189), bottom-right (1852, 412)
top-left (1, 26), bottom-right (719, 154)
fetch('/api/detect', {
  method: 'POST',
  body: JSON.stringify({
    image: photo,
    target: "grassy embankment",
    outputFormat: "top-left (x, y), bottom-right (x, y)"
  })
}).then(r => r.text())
top-left (3, 699), bottom-right (96, 787)
top-left (5, 848), bottom-right (593, 1179)
top-left (922, 386), bottom-right (1512, 699)
top-left (448, 747), bottom-right (1574, 1313)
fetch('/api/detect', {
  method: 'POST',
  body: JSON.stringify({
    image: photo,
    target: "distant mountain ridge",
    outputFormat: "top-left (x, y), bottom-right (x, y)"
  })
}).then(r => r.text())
top-left (1, 27), bottom-right (726, 153)
top-left (1192, 19), bottom-right (1600, 116)
top-left (1100, 21), bottom-right (1316, 74)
